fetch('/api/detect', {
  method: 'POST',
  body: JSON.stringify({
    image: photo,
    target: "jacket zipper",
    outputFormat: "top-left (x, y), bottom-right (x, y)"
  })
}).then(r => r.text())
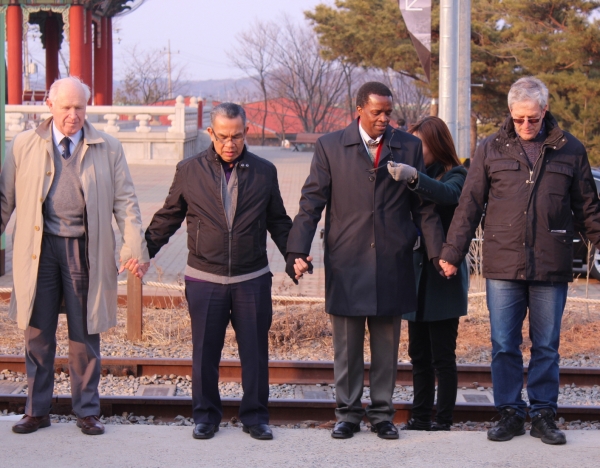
top-left (219, 163), bottom-right (233, 277)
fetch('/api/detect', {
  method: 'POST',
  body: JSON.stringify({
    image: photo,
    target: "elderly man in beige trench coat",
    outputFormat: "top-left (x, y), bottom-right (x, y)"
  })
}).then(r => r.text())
top-left (0, 77), bottom-right (149, 436)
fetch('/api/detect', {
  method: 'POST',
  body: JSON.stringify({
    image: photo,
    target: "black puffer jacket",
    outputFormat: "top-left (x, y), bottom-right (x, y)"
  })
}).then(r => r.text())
top-left (441, 112), bottom-right (600, 282)
top-left (145, 145), bottom-right (292, 277)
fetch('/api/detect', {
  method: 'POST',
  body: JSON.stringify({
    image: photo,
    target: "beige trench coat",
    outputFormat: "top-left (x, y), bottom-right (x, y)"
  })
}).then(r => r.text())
top-left (0, 118), bottom-right (149, 334)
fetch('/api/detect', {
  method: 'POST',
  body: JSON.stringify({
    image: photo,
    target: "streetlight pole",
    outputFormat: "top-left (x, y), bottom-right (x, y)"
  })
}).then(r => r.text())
top-left (439, 0), bottom-right (459, 141)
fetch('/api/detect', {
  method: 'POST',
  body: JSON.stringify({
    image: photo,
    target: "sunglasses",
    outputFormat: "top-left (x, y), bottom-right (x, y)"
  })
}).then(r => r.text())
top-left (512, 116), bottom-right (542, 125)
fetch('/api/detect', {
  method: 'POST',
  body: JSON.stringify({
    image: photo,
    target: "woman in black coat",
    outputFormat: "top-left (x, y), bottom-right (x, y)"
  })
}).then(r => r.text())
top-left (396, 116), bottom-right (468, 431)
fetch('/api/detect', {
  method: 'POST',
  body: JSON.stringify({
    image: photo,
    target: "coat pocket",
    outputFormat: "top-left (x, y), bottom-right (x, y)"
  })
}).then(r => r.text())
top-left (489, 160), bottom-right (520, 198)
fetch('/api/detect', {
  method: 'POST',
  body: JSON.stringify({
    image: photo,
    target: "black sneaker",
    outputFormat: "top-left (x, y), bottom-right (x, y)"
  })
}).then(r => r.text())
top-left (430, 422), bottom-right (452, 431)
top-left (487, 408), bottom-right (525, 441)
top-left (402, 418), bottom-right (431, 431)
top-left (530, 409), bottom-right (566, 445)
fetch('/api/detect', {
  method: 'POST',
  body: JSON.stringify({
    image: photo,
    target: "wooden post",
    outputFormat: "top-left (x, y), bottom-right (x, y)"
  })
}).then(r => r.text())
top-left (126, 271), bottom-right (143, 341)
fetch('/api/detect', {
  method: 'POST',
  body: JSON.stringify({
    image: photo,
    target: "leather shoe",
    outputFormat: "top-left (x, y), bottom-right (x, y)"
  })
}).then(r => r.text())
top-left (331, 421), bottom-right (360, 439)
top-left (243, 423), bottom-right (273, 440)
top-left (76, 416), bottom-right (105, 435)
top-left (12, 415), bottom-right (51, 434)
top-left (193, 423), bottom-right (218, 439)
top-left (371, 421), bottom-right (399, 439)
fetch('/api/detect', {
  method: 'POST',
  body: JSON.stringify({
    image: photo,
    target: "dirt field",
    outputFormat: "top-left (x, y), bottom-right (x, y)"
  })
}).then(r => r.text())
top-left (1, 295), bottom-right (599, 366)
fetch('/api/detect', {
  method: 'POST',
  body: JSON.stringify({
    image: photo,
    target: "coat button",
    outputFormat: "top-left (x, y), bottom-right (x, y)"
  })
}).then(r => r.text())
top-left (46, 171), bottom-right (52, 176)
top-left (370, 243), bottom-right (375, 248)
top-left (39, 198), bottom-right (44, 202)
top-left (369, 176), bottom-right (375, 182)
top-left (32, 254), bottom-right (37, 260)
top-left (34, 226), bottom-right (40, 231)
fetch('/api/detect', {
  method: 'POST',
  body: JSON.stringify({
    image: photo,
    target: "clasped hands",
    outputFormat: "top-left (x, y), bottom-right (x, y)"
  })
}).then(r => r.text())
top-left (438, 259), bottom-right (458, 278)
top-left (119, 258), bottom-right (150, 279)
top-left (285, 253), bottom-right (314, 285)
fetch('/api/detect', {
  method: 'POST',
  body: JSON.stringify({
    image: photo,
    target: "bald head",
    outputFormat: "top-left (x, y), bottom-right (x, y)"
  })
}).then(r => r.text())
top-left (47, 77), bottom-right (90, 136)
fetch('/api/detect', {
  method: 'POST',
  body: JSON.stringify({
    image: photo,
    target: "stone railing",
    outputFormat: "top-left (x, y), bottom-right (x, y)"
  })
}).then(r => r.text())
top-left (3, 96), bottom-right (211, 164)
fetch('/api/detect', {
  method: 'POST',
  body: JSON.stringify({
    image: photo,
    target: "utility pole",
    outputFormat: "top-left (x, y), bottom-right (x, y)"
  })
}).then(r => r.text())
top-left (439, 0), bottom-right (459, 139)
top-left (167, 39), bottom-right (172, 99)
top-left (457, 0), bottom-right (471, 160)
top-left (439, 0), bottom-right (471, 160)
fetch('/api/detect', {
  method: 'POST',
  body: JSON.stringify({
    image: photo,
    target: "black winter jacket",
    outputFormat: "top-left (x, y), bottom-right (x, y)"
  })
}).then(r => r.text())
top-left (145, 145), bottom-right (292, 277)
top-left (441, 112), bottom-right (600, 282)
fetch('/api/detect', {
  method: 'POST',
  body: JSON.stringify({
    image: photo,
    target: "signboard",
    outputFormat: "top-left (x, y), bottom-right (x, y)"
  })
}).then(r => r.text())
top-left (398, 0), bottom-right (432, 82)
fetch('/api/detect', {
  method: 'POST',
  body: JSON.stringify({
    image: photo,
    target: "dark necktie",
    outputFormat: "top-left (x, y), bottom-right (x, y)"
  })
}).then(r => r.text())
top-left (60, 136), bottom-right (71, 159)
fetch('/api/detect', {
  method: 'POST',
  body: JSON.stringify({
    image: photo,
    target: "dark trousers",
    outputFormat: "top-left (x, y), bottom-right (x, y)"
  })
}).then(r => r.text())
top-left (25, 235), bottom-right (101, 418)
top-left (185, 274), bottom-right (273, 426)
top-left (331, 315), bottom-right (401, 425)
top-left (408, 318), bottom-right (459, 425)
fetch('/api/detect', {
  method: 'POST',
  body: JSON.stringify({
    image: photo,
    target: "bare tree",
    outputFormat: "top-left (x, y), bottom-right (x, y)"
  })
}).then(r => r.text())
top-left (379, 70), bottom-right (431, 127)
top-left (268, 19), bottom-right (347, 133)
top-left (229, 21), bottom-right (279, 145)
top-left (114, 45), bottom-right (187, 105)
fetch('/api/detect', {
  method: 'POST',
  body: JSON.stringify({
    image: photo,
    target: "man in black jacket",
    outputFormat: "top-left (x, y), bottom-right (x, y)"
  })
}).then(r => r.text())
top-left (287, 82), bottom-right (444, 440)
top-left (145, 103), bottom-right (292, 441)
top-left (440, 77), bottom-right (600, 445)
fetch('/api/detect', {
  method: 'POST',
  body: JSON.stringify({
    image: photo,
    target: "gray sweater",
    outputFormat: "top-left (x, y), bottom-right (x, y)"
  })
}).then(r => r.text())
top-left (43, 139), bottom-right (86, 237)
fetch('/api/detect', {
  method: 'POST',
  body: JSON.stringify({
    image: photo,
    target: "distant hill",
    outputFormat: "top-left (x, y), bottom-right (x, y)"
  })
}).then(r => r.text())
top-left (180, 78), bottom-right (258, 101)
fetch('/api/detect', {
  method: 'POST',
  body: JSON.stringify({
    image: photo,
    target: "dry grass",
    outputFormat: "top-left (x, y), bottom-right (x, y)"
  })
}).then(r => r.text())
top-left (1, 294), bottom-right (599, 362)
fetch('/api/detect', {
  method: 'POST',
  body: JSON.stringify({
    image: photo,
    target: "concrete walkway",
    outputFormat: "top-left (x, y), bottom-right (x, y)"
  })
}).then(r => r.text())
top-left (1, 419), bottom-right (598, 468)
top-left (0, 146), bottom-right (325, 298)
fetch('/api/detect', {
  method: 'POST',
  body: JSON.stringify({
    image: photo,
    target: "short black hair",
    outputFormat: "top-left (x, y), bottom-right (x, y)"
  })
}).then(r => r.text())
top-left (356, 82), bottom-right (393, 108)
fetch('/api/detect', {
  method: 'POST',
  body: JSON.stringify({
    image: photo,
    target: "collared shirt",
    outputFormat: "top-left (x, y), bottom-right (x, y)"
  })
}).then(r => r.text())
top-left (52, 123), bottom-right (83, 156)
top-left (358, 119), bottom-right (383, 155)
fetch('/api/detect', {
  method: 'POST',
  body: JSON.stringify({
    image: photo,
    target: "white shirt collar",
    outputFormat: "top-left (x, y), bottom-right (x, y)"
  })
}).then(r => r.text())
top-left (358, 119), bottom-right (383, 146)
top-left (52, 122), bottom-right (83, 152)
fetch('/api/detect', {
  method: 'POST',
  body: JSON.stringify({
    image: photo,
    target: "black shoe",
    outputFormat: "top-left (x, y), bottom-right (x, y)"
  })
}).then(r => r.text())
top-left (371, 421), bottom-right (399, 440)
top-left (402, 418), bottom-right (432, 431)
top-left (530, 409), bottom-right (566, 445)
top-left (430, 422), bottom-right (452, 431)
top-left (192, 423), bottom-right (218, 439)
top-left (331, 421), bottom-right (360, 439)
top-left (243, 423), bottom-right (273, 440)
top-left (487, 408), bottom-right (525, 441)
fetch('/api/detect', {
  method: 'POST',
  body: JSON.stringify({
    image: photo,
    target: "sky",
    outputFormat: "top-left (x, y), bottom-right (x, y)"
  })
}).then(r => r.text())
top-left (112, 0), bottom-right (335, 81)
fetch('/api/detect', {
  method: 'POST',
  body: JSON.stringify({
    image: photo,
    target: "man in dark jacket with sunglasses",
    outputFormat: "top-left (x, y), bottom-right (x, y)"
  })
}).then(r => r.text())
top-left (440, 76), bottom-right (600, 445)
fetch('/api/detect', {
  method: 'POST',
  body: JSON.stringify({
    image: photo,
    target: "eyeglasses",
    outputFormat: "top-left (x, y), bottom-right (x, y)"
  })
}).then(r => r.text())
top-left (512, 116), bottom-right (542, 125)
top-left (211, 132), bottom-right (245, 146)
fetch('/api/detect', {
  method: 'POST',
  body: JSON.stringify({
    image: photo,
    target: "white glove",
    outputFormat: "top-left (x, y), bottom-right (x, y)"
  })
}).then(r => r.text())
top-left (387, 161), bottom-right (418, 182)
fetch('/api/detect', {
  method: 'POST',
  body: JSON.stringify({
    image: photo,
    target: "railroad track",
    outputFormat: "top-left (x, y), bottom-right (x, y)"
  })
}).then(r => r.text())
top-left (1, 355), bottom-right (599, 424)
top-left (2, 355), bottom-right (600, 387)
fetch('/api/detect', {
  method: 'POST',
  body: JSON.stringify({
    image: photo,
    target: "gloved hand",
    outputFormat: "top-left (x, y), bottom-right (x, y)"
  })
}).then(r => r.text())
top-left (285, 253), bottom-right (314, 285)
top-left (388, 161), bottom-right (418, 183)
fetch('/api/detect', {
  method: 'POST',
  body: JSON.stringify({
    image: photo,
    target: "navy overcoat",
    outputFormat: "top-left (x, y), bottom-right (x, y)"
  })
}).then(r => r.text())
top-left (287, 120), bottom-right (444, 317)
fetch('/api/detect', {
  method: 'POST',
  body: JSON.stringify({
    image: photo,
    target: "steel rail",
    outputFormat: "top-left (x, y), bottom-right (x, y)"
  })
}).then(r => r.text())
top-left (0, 393), bottom-right (598, 425)
top-left (1, 355), bottom-right (599, 387)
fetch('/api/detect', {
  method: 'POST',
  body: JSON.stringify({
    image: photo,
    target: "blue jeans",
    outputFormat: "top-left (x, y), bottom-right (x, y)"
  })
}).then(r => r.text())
top-left (486, 279), bottom-right (567, 419)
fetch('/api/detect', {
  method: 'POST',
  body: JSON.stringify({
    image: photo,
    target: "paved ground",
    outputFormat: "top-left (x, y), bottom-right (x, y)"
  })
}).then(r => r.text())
top-left (0, 418), bottom-right (598, 468)
top-left (0, 146), bottom-right (325, 297)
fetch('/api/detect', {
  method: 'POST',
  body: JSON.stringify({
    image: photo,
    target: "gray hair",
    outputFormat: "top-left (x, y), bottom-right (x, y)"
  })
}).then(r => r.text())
top-left (48, 76), bottom-right (91, 103)
top-left (210, 102), bottom-right (246, 127)
top-left (507, 76), bottom-right (549, 110)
